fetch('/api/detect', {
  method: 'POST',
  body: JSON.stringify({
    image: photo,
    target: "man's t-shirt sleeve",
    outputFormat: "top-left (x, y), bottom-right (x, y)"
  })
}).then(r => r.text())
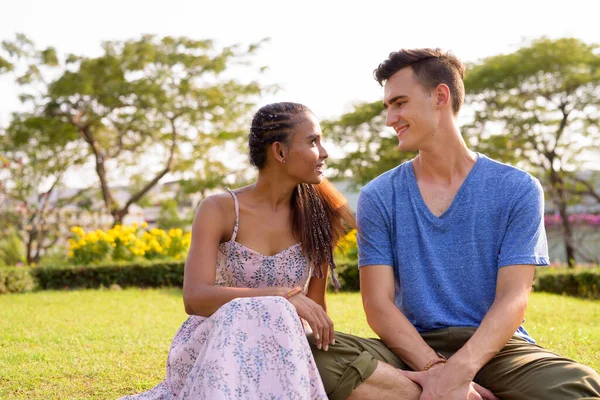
top-left (497, 176), bottom-right (550, 267)
top-left (357, 189), bottom-right (395, 268)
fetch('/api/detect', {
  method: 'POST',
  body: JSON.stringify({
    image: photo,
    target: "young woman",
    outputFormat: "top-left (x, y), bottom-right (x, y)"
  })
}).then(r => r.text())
top-left (120, 102), bottom-right (354, 399)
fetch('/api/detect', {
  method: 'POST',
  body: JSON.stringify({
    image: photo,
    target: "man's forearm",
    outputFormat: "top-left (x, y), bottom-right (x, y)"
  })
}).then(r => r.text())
top-left (449, 291), bottom-right (529, 378)
top-left (366, 301), bottom-right (439, 370)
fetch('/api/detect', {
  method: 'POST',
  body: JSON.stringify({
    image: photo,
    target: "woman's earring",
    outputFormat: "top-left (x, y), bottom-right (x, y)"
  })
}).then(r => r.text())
top-left (282, 159), bottom-right (286, 164)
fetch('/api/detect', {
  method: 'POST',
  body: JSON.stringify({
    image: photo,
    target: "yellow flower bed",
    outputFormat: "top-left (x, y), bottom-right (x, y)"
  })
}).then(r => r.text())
top-left (68, 223), bottom-right (191, 265)
top-left (335, 229), bottom-right (358, 260)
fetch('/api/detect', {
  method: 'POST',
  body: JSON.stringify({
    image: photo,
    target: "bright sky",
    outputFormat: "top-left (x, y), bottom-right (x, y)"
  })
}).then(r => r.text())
top-left (1, 0), bottom-right (600, 185)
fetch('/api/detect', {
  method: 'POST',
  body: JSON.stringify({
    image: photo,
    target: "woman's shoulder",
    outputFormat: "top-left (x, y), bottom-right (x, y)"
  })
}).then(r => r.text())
top-left (195, 192), bottom-right (238, 223)
top-left (199, 185), bottom-right (253, 212)
top-left (191, 191), bottom-right (240, 238)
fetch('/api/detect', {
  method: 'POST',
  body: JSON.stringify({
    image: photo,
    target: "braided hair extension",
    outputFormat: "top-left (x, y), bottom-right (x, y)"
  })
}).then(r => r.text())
top-left (249, 103), bottom-right (354, 288)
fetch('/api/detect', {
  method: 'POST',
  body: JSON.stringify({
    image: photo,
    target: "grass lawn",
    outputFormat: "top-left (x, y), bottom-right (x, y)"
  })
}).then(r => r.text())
top-left (1, 289), bottom-right (598, 399)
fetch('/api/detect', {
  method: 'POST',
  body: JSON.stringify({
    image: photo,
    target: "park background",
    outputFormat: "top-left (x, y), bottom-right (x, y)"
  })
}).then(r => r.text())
top-left (1, 0), bottom-right (599, 398)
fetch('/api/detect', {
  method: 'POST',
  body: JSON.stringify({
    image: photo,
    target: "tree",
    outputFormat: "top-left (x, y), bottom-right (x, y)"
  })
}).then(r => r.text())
top-left (464, 37), bottom-right (600, 267)
top-left (324, 38), bottom-right (600, 267)
top-left (155, 198), bottom-right (193, 230)
top-left (0, 145), bottom-right (88, 265)
top-left (1, 34), bottom-right (271, 225)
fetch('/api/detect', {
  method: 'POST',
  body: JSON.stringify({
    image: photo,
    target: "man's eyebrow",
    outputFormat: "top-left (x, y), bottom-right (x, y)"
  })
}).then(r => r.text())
top-left (383, 95), bottom-right (408, 109)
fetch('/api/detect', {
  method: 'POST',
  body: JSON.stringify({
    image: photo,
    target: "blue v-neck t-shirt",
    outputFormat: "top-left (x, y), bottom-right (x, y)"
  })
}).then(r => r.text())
top-left (356, 154), bottom-right (549, 342)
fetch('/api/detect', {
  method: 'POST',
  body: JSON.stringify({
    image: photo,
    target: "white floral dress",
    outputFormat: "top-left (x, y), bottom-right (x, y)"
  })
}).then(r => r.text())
top-left (119, 189), bottom-right (328, 400)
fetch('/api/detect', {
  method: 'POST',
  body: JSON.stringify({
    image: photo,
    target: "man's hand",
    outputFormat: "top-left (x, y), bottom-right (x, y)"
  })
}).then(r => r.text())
top-left (401, 364), bottom-right (499, 400)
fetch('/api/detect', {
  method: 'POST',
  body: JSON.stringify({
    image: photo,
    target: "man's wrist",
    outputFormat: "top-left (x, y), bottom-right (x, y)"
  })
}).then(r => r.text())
top-left (421, 353), bottom-right (447, 371)
top-left (446, 353), bottom-right (480, 379)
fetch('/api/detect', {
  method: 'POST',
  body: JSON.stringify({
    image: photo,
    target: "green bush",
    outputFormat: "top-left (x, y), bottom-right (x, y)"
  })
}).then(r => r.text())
top-left (0, 269), bottom-right (6, 294)
top-left (331, 264), bottom-right (600, 297)
top-left (534, 267), bottom-right (600, 299)
top-left (33, 260), bottom-right (185, 290)
top-left (331, 229), bottom-right (360, 292)
top-left (37, 249), bottom-right (71, 268)
top-left (0, 267), bottom-right (36, 294)
top-left (0, 232), bottom-right (26, 266)
top-left (2, 260), bottom-right (598, 300)
top-left (332, 260), bottom-right (360, 292)
top-left (0, 260), bottom-right (185, 294)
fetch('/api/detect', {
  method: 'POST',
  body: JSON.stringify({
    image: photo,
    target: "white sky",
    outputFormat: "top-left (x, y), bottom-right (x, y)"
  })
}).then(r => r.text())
top-left (1, 0), bottom-right (600, 185)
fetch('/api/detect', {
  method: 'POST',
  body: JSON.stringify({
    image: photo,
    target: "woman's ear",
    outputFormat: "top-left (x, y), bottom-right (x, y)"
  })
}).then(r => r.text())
top-left (271, 142), bottom-right (287, 164)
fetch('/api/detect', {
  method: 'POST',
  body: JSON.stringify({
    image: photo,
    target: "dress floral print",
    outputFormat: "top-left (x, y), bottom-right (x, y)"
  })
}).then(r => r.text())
top-left (119, 189), bottom-right (327, 400)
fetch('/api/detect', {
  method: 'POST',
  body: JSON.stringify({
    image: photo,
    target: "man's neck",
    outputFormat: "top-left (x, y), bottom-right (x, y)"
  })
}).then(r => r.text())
top-left (413, 139), bottom-right (477, 185)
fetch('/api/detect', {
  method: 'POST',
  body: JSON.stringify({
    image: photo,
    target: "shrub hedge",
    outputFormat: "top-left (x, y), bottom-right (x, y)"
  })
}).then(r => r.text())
top-left (0, 267), bottom-right (36, 294)
top-left (1, 262), bottom-right (599, 300)
top-left (0, 260), bottom-right (184, 294)
top-left (534, 267), bottom-right (600, 299)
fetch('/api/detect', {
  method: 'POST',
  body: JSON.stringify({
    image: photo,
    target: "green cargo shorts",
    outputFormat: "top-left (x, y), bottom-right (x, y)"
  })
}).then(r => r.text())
top-left (309, 327), bottom-right (600, 400)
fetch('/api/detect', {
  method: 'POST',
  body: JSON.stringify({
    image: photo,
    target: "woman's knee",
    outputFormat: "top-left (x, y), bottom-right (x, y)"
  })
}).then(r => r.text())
top-left (218, 296), bottom-right (297, 321)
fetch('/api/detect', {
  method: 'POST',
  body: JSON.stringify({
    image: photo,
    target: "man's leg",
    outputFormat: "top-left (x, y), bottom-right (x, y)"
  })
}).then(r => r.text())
top-left (308, 332), bottom-right (421, 400)
top-left (475, 335), bottom-right (600, 400)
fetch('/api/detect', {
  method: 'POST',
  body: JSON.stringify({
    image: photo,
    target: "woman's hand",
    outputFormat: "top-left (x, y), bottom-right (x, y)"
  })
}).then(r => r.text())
top-left (287, 293), bottom-right (335, 351)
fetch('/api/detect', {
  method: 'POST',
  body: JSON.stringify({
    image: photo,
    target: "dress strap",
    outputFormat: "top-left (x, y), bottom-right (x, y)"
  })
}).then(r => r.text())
top-left (225, 187), bottom-right (240, 242)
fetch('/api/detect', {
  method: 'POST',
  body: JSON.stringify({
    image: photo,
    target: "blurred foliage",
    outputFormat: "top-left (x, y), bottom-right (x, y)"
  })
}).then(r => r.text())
top-left (1, 33), bottom-right (274, 225)
top-left (463, 37), bottom-right (600, 267)
top-left (322, 101), bottom-right (415, 188)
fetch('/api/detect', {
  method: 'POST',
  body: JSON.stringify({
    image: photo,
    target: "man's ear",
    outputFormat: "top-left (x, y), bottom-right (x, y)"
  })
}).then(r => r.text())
top-left (435, 84), bottom-right (451, 110)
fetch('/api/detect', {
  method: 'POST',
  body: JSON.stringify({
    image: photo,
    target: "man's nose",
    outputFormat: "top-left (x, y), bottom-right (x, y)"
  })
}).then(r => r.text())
top-left (385, 109), bottom-right (395, 127)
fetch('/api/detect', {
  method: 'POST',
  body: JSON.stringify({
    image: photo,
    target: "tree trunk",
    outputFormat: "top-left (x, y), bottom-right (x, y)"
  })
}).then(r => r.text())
top-left (110, 119), bottom-right (178, 227)
top-left (549, 169), bottom-right (576, 268)
top-left (26, 231), bottom-right (35, 265)
top-left (78, 125), bottom-right (118, 224)
top-left (557, 199), bottom-right (576, 268)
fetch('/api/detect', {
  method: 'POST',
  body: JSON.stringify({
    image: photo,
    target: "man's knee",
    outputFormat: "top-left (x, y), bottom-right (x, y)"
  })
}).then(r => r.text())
top-left (478, 341), bottom-right (600, 399)
top-left (558, 362), bottom-right (600, 398)
top-left (308, 332), bottom-right (379, 400)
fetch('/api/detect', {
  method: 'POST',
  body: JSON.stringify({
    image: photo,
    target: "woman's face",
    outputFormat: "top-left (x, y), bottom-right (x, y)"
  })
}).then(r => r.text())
top-left (284, 112), bottom-right (328, 185)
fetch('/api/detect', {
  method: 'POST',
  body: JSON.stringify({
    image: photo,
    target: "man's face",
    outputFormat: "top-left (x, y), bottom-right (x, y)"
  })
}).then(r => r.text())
top-left (383, 67), bottom-right (439, 152)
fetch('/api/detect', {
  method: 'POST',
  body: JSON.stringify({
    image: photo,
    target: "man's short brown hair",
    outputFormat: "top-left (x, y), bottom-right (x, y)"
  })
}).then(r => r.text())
top-left (374, 48), bottom-right (465, 114)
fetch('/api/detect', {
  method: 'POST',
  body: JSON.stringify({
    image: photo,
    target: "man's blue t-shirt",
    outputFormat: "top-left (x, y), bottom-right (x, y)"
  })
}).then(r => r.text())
top-left (356, 154), bottom-right (549, 343)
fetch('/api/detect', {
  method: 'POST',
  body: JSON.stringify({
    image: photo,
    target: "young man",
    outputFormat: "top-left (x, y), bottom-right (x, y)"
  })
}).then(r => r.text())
top-left (310, 48), bottom-right (600, 400)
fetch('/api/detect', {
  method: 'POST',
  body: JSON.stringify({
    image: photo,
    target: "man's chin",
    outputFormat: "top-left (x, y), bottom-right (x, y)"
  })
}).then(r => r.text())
top-left (397, 142), bottom-right (415, 152)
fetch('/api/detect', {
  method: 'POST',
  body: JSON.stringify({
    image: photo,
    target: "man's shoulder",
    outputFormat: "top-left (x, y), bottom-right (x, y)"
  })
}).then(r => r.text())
top-left (478, 154), bottom-right (539, 187)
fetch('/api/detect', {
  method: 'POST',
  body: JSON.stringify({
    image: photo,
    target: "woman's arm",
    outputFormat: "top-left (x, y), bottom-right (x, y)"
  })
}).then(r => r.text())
top-left (305, 265), bottom-right (329, 312)
top-left (303, 265), bottom-right (335, 349)
top-left (183, 196), bottom-right (288, 317)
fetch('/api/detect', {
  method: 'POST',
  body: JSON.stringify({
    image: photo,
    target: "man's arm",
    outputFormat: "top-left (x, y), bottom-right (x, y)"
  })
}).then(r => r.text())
top-left (401, 265), bottom-right (533, 399)
top-left (436, 175), bottom-right (545, 386)
top-left (450, 174), bottom-right (546, 373)
top-left (449, 264), bottom-right (535, 376)
top-left (357, 188), bottom-right (442, 370)
top-left (361, 264), bottom-right (440, 370)
top-left (400, 175), bottom-right (545, 398)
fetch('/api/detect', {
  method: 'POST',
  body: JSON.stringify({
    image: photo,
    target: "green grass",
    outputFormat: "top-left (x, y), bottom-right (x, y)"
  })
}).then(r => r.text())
top-left (1, 289), bottom-right (598, 399)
